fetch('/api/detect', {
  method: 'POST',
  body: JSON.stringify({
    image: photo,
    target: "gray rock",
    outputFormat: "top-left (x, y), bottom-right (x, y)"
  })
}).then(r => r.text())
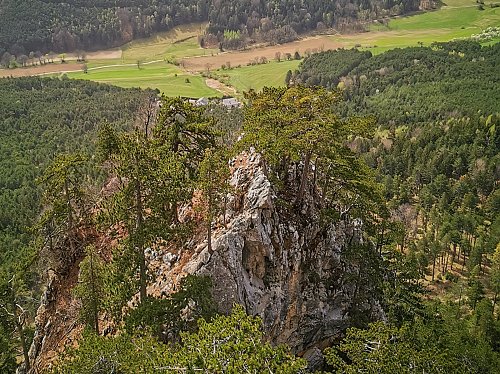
top-left (152, 152), bottom-right (383, 353)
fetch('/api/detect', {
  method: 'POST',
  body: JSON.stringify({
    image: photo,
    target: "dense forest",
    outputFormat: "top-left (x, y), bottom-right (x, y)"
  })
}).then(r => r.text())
top-left (0, 77), bottom-right (150, 284)
top-left (290, 40), bottom-right (500, 371)
top-left (1, 41), bottom-right (499, 373)
top-left (293, 41), bottom-right (500, 123)
top-left (0, 0), bottom-right (422, 61)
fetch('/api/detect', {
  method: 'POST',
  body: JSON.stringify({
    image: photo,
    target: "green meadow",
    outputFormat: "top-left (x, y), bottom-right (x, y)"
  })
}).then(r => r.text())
top-left (211, 60), bottom-right (301, 93)
top-left (66, 61), bottom-right (220, 98)
top-left (336, 0), bottom-right (500, 54)
top-left (56, 1), bottom-right (498, 97)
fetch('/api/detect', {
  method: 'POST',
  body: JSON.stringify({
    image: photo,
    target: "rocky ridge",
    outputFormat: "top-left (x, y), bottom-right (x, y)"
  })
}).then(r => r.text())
top-left (26, 150), bottom-right (383, 372)
top-left (149, 150), bottom-right (384, 357)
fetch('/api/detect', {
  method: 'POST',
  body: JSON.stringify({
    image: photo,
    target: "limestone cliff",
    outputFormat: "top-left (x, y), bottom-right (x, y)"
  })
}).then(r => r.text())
top-left (27, 150), bottom-right (383, 372)
top-left (149, 151), bottom-right (384, 357)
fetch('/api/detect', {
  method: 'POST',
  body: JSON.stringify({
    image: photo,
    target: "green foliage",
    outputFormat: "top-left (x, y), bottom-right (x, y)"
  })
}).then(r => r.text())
top-left (0, 78), bottom-right (148, 369)
top-left (0, 0), bottom-right (421, 56)
top-left (326, 321), bottom-right (461, 373)
top-left (207, 0), bottom-right (420, 36)
top-left (298, 42), bottom-right (500, 124)
top-left (73, 245), bottom-right (105, 333)
top-left (53, 304), bottom-right (306, 374)
top-left (0, 76), bottom-right (148, 276)
top-left (382, 248), bottom-right (426, 326)
top-left (0, 275), bottom-right (34, 373)
top-left (198, 147), bottom-right (231, 251)
top-left (36, 153), bottom-right (89, 272)
top-left (99, 96), bottom-right (217, 305)
top-left (296, 49), bottom-right (372, 89)
top-left (52, 329), bottom-right (169, 374)
top-left (326, 303), bottom-right (500, 374)
top-left (174, 304), bottom-right (307, 373)
top-left (0, 324), bottom-right (16, 374)
top-left (125, 275), bottom-right (217, 343)
top-left (0, 0), bottom-right (208, 54)
top-left (242, 85), bottom-right (381, 220)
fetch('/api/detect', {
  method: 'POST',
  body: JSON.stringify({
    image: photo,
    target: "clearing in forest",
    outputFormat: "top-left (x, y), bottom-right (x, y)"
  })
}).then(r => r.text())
top-left (0, 2), bottom-right (497, 97)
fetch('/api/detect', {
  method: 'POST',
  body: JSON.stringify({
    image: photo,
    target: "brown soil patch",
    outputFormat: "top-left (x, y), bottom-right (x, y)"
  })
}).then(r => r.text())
top-left (182, 36), bottom-right (344, 72)
top-left (0, 63), bottom-right (83, 78)
top-left (205, 78), bottom-right (237, 96)
top-left (83, 49), bottom-right (122, 60)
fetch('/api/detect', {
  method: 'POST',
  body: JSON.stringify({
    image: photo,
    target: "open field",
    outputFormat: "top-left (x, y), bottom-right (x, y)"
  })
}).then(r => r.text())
top-left (65, 61), bottom-right (220, 98)
top-left (340, 0), bottom-right (500, 53)
top-left (0, 1), bottom-right (497, 96)
top-left (182, 37), bottom-right (342, 72)
top-left (211, 60), bottom-right (301, 93)
top-left (120, 24), bottom-right (219, 63)
top-left (0, 62), bottom-right (83, 78)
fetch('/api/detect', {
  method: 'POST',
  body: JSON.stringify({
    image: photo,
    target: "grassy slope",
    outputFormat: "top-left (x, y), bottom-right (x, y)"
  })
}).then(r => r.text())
top-left (71, 23), bottom-right (221, 97)
top-left (336, 0), bottom-right (500, 54)
top-left (211, 60), bottom-right (301, 93)
top-left (67, 61), bottom-right (220, 98)
top-left (16, 2), bottom-right (499, 96)
top-left (205, 0), bottom-right (499, 94)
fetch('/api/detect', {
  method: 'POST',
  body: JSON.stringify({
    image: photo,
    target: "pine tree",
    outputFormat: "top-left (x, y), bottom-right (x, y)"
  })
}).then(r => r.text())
top-left (73, 245), bottom-right (105, 334)
top-left (198, 148), bottom-right (231, 253)
top-left (99, 97), bottom-right (216, 305)
top-left (37, 153), bottom-right (89, 272)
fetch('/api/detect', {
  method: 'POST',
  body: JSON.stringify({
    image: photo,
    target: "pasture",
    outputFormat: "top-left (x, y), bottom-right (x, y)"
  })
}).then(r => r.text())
top-left (211, 60), bottom-right (302, 93)
top-left (66, 61), bottom-right (220, 98)
top-left (343, 0), bottom-right (500, 53)
top-left (1, 1), bottom-right (497, 97)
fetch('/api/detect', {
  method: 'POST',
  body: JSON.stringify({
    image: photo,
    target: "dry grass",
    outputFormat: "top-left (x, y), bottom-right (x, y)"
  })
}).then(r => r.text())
top-left (182, 36), bottom-right (344, 72)
top-left (0, 63), bottom-right (83, 78)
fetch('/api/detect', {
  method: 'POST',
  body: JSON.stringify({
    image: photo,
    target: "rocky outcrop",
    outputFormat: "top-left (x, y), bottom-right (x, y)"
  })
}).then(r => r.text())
top-left (150, 151), bottom-right (384, 359)
top-left (25, 268), bottom-right (83, 374)
top-left (28, 150), bottom-right (383, 372)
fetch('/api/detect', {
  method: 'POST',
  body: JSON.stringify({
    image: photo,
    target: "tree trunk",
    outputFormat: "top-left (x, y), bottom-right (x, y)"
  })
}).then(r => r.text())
top-left (207, 191), bottom-right (213, 254)
top-left (444, 251), bottom-right (449, 274)
top-left (296, 152), bottom-right (312, 206)
top-left (450, 243), bottom-right (456, 271)
top-left (432, 256), bottom-right (436, 281)
top-left (135, 179), bottom-right (146, 304)
top-left (89, 249), bottom-right (99, 334)
top-left (10, 295), bottom-right (30, 372)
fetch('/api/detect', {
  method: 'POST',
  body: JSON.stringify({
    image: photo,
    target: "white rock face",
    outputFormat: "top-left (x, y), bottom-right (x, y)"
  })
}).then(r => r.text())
top-left (151, 151), bottom-right (383, 354)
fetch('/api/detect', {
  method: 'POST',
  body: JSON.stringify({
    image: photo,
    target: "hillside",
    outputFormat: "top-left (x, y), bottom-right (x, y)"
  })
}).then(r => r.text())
top-left (18, 85), bottom-right (500, 374)
top-left (295, 40), bottom-right (500, 303)
top-left (0, 33), bottom-right (499, 374)
top-left (0, 0), bottom-right (423, 58)
top-left (294, 41), bottom-right (500, 123)
top-left (0, 77), bottom-right (150, 277)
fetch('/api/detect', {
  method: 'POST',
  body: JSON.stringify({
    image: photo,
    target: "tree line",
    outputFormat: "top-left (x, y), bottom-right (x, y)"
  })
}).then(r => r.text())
top-left (0, 0), bottom-right (423, 61)
top-left (285, 40), bottom-right (500, 372)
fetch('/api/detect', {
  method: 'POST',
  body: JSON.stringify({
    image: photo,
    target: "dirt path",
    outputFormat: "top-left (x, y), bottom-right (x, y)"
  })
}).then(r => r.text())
top-left (205, 78), bottom-right (237, 96)
top-left (182, 36), bottom-right (344, 71)
top-left (0, 59), bottom-right (168, 78)
top-left (0, 63), bottom-right (83, 78)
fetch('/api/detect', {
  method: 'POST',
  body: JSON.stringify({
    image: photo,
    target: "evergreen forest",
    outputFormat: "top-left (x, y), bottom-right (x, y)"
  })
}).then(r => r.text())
top-left (0, 38), bottom-right (499, 373)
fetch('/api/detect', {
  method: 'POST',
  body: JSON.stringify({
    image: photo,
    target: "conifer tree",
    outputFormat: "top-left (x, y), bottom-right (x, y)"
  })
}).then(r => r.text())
top-left (99, 97), bottom-right (216, 305)
top-left (198, 148), bottom-right (231, 253)
top-left (37, 153), bottom-right (89, 272)
top-left (242, 86), bottom-right (379, 219)
top-left (73, 245), bottom-right (105, 334)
